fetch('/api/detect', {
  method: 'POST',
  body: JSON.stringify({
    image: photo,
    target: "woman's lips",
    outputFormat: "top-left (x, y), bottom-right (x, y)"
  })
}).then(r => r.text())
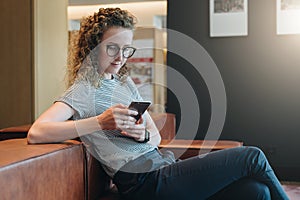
top-left (111, 62), bottom-right (121, 67)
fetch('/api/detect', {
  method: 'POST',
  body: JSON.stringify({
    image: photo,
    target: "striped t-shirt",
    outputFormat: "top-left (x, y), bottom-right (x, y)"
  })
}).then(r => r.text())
top-left (57, 75), bottom-right (155, 177)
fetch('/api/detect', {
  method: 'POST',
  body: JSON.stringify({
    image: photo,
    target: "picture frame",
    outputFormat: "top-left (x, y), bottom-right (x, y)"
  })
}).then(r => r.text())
top-left (277, 0), bottom-right (300, 35)
top-left (210, 0), bottom-right (248, 37)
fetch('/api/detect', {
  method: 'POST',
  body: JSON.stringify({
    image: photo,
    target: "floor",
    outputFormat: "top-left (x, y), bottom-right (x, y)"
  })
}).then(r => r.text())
top-left (282, 182), bottom-right (300, 200)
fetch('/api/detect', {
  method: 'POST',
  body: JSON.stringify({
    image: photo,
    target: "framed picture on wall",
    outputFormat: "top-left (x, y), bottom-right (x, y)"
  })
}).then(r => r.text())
top-left (277, 0), bottom-right (300, 35)
top-left (210, 0), bottom-right (248, 37)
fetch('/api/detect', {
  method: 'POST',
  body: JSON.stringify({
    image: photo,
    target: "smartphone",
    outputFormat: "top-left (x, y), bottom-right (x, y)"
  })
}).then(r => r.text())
top-left (128, 101), bottom-right (151, 121)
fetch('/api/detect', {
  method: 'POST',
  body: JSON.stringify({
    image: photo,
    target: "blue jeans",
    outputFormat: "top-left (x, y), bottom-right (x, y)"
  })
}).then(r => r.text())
top-left (113, 146), bottom-right (289, 200)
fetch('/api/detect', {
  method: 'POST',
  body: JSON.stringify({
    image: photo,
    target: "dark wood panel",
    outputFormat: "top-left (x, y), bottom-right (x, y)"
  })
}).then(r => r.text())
top-left (0, 0), bottom-right (33, 128)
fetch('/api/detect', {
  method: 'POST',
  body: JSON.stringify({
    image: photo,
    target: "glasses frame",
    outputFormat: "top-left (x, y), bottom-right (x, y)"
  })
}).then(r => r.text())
top-left (106, 44), bottom-right (136, 59)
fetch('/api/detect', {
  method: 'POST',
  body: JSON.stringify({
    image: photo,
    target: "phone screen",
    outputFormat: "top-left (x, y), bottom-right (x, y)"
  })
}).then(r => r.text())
top-left (128, 101), bottom-right (151, 121)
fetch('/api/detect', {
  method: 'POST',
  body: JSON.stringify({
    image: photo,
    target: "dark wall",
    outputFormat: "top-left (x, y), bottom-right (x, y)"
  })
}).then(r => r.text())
top-left (167, 0), bottom-right (300, 181)
top-left (0, 0), bottom-right (33, 128)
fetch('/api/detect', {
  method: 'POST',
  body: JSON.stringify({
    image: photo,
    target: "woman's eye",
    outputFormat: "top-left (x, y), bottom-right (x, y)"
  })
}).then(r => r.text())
top-left (106, 45), bottom-right (120, 56)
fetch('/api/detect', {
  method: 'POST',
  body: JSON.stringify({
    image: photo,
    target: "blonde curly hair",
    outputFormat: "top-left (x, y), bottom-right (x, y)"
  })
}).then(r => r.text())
top-left (67, 8), bottom-right (137, 88)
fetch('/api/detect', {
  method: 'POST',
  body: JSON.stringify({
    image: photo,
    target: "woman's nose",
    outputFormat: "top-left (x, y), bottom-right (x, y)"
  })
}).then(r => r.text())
top-left (114, 49), bottom-right (123, 61)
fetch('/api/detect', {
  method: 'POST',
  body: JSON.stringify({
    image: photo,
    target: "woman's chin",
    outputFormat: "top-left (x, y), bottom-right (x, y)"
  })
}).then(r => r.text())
top-left (104, 69), bottom-right (119, 75)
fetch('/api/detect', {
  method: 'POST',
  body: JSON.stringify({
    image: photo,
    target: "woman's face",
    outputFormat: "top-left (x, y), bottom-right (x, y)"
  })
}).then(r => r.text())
top-left (98, 27), bottom-right (134, 78)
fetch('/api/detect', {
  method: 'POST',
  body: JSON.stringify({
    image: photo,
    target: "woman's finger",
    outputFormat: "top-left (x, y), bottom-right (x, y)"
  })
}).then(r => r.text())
top-left (115, 108), bottom-right (138, 117)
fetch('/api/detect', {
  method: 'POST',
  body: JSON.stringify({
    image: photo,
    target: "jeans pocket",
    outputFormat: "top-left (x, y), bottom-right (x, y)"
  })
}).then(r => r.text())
top-left (161, 150), bottom-right (176, 164)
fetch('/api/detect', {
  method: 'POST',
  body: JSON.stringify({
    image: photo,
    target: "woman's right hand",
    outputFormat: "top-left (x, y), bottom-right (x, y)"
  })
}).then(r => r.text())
top-left (96, 104), bottom-right (138, 130)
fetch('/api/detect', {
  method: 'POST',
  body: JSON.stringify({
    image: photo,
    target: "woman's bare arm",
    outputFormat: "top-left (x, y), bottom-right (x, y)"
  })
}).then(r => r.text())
top-left (27, 102), bottom-right (99, 144)
top-left (27, 102), bottom-right (139, 144)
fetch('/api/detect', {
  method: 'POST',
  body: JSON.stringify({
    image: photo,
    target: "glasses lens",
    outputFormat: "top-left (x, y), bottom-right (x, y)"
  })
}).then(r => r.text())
top-left (123, 47), bottom-right (136, 58)
top-left (106, 45), bottom-right (136, 58)
top-left (106, 45), bottom-right (120, 57)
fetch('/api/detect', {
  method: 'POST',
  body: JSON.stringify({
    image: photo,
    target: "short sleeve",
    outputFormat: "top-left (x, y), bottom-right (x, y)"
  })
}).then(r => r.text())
top-left (56, 81), bottom-right (96, 119)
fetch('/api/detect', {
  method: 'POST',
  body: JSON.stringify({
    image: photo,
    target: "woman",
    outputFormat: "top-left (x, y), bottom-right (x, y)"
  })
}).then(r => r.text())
top-left (27, 8), bottom-right (289, 200)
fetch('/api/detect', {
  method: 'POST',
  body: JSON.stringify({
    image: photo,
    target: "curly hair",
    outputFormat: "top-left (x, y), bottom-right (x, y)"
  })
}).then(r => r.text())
top-left (67, 8), bottom-right (137, 88)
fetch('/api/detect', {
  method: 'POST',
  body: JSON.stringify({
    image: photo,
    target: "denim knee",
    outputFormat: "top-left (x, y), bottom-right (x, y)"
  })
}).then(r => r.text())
top-left (243, 146), bottom-right (270, 173)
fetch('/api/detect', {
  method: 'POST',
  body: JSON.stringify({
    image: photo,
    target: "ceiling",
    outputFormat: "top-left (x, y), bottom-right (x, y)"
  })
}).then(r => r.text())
top-left (68, 0), bottom-right (167, 28)
top-left (68, 0), bottom-right (164, 6)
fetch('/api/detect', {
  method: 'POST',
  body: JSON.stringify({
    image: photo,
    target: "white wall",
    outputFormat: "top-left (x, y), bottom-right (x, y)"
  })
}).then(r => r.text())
top-left (34, 0), bottom-right (68, 118)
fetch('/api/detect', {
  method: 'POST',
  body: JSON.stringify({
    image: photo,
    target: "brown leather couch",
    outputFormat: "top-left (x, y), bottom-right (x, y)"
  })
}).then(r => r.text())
top-left (0, 113), bottom-right (242, 200)
top-left (0, 113), bottom-right (177, 200)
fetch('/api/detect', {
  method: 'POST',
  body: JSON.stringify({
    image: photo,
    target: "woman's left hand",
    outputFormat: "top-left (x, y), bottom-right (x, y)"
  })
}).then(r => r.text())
top-left (121, 120), bottom-right (146, 141)
top-left (120, 117), bottom-right (147, 142)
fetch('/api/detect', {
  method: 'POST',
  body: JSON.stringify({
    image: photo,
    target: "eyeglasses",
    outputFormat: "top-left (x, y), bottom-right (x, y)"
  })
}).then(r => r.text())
top-left (106, 44), bottom-right (136, 58)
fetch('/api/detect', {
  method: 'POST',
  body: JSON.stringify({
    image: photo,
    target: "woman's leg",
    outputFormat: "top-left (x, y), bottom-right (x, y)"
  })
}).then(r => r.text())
top-left (131, 146), bottom-right (288, 200)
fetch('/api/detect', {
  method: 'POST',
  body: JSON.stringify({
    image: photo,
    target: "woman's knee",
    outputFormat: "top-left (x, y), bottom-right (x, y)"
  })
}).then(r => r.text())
top-left (227, 146), bottom-right (271, 176)
top-left (230, 146), bottom-right (264, 156)
top-left (247, 146), bottom-right (265, 155)
top-left (240, 146), bottom-right (269, 168)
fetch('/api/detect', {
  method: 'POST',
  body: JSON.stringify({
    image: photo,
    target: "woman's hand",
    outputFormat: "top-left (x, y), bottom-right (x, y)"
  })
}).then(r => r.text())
top-left (96, 104), bottom-right (138, 130)
top-left (96, 104), bottom-right (147, 142)
top-left (120, 118), bottom-right (147, 142)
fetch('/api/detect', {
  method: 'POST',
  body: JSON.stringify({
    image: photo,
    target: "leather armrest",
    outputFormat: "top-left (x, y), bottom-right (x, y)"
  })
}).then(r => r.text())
top-left (0, 139), bottom-right (85, 200)
top-left (150, 113), bottom-right (176, 140)
top-left (159, 139), bottom-right (243, 159)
